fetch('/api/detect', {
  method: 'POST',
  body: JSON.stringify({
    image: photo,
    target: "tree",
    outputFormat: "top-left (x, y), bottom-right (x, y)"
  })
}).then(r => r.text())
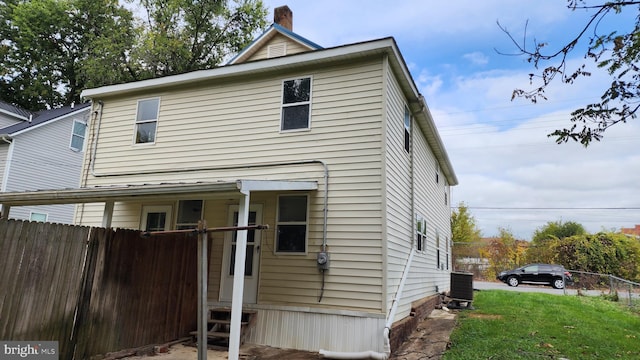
top-left (528, 221), bottom-right (586, 263)
top-left (480, 228), bottom-right (528, 278)
top-left (0, 0), bottom-right (268, 110)
top-left (130, 0), bottom-right (267, 79)
top-left (499, 0), bottom-right (640, 146)
top-left (451, 203), bottom-right (483, 270)
top-left (0, 0), bottom-right (136, 110)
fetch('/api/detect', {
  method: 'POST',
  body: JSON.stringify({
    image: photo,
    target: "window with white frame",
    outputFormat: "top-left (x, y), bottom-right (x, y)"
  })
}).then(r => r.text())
top-left (436, 229), bottom-right (441, 269)
top-left (135, 98), bottom-right (160, 144)
top-left (281, 77), bottom-right (311, 131)
top-left (276, 194), bottom-right (308, 253)
top-left (404, 105), bottom-right (411, 153)
top-left (416, 214), bottom-right (426, 251)
top-left (175, 200), bottom-right (203, 230)
top-left (30, 212), bottom-right (48, 222)
top-left (70, 119), bottom-right (87, 151)
top-left (140, 205), bottom-right (172, 231)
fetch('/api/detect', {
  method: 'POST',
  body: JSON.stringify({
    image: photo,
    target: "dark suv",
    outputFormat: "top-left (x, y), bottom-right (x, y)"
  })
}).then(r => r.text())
top-left (497, 263), bottom-right (573, 289)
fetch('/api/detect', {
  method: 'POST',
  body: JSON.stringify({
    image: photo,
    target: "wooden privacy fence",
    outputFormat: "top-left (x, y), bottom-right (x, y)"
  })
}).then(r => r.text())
top-left (0, 219), bottom-right (198, 359)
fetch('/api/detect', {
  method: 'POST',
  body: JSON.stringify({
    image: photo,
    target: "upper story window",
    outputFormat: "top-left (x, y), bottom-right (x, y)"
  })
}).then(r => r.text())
top-left (135, 98), bottom-right (160, 144)
top-left (276, 194), bottom-right (308, 253)
top-left (70, 119), bottom-right (87, 151)
top-left (404, 105), bottom-right (411, 153)
top-left (281, 77), bottom-right (311, 131)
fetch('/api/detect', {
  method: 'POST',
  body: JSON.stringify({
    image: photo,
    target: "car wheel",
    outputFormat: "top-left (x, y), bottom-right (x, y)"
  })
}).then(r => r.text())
top-left (507, 276), bottom-right (519, 287)
top-left (552, 278), bottom-right (565, 289)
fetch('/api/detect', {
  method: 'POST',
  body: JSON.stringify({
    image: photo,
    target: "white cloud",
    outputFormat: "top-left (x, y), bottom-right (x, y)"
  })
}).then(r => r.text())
top-left (463, 52), bottom-right (489, 66)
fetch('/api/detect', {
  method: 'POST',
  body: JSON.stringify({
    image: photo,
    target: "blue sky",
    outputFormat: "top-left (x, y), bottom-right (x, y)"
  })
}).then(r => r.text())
top-left (259, 1), bottom-right (640, 239)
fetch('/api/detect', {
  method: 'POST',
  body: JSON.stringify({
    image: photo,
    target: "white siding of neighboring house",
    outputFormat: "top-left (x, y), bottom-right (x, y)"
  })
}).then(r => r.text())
top-left (382, 57), bottom-right (414, 320)
top-left (0, 114), bottom-right (22, 128)
top-left (246, 33), bottom-right (313, 62)
top-left (78, 58), bottom-right (389, 314)
top-left (5, 111), bottom-right (88, 223)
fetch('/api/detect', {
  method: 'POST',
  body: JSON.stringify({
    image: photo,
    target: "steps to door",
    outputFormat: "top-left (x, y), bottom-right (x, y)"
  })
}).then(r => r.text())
top-left (190, 308), bottom-right (257, 348)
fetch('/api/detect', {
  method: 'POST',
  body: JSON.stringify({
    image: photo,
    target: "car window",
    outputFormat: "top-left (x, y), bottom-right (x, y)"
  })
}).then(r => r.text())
top-left (524, 265), bottom-right (539, 272)
top-left (539, 265), bottom-right (551, 272)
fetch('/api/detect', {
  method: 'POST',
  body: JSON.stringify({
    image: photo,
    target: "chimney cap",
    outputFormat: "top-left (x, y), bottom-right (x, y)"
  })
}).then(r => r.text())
top-left (274, 5), bottom-right (293, 31)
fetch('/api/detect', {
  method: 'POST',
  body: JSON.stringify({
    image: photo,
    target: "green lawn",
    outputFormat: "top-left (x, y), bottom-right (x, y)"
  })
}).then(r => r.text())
top-left (443, 290), bottom-right (640, 360)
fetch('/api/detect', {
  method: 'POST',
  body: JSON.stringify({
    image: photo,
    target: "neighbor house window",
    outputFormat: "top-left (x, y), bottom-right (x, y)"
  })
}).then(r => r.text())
top-left (176, 200), bottom-right (203, 230)
top-left (416, 214), bottom-right (426, 251)
top-left (404, 105), bottom-right (411, 153)
top-left (70, 119), bottom-right (87, 151)
top-left (281, 77), bottom-right (311, 131)
top-left (276, 194), bottom-right (308, 253)
top-left (135, 98), bottom-right (160, 144)
top-left (30, 212), bottom-right (48, 222)
top-left (141, 205), bottom-right (172, 231)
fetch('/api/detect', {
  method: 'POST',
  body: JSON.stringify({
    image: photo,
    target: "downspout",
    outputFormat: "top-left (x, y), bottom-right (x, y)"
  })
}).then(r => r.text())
top-left (319, 248), bottom-right (416, 360)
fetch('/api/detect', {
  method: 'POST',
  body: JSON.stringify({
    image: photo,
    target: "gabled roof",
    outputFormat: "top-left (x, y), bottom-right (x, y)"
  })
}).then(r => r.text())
top-left (0, 103), bottom-right (90, 136)
top-left (0, 100), bottom-right (31, 121)
top-left (226, 23), bottom-right (323, 65)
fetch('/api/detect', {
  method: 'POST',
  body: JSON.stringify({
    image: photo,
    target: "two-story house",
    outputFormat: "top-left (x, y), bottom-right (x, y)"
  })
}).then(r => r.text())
top-left (0, 6), bottom-right (457, 358)
top-left (0, 101), bottom-right (90, 223)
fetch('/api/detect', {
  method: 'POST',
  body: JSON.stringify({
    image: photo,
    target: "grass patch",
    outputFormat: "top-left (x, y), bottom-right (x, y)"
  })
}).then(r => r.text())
top-left (443, 290), bottom-right (640, 359)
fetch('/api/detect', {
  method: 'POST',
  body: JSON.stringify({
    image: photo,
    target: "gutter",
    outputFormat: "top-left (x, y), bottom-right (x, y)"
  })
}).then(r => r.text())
top-left (1, 134), bottom-right (12, 144)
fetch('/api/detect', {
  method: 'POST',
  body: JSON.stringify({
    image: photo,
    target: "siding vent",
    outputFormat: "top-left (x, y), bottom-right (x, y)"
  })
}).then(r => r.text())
top-left (268, 43), bottom-right (287, 58)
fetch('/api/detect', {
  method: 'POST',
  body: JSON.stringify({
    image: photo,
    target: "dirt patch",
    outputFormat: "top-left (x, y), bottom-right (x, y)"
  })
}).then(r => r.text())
top-left (389, 309), bottom-right (458, 360)
top-left (467, 313), bottom-right (502, 320)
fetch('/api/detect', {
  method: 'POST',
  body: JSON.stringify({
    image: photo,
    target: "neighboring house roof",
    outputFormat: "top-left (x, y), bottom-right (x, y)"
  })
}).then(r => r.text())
top-left (0, 100), bottom-right (32, 121)
top-left (226, 23), bottom-right (323, 65)
top-left (0, 103), bottom-right (90, 136)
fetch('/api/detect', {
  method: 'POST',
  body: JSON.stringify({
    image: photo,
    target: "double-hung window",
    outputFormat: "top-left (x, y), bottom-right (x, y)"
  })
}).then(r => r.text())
top-left (416, 214), bottom-right (426, 251)
top-left (281, 77), bottom-right (311, 131)
top-left (135, 98), bottom-right (160, 144)
top-left (176, 200), bottom-right (203, 230)
top-left (276, 194), bottom-right (308, 253)
top-left (70, 120), bottom-right (87, 151)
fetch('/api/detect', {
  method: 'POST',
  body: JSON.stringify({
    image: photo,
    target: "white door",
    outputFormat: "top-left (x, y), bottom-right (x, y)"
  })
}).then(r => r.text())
top-left (220, 204), bottom-right (262, 303)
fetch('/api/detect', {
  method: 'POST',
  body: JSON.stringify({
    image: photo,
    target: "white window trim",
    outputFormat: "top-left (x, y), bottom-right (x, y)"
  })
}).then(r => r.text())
top-left (133, 97), bottom-right (160, 145)
top-left (69, 119), bottom-right (87, 152)
top-left (416, 214), bottom-right (426, 253)
top-left (140, 204), bottom-right (173, 231)
top-left (279, 76), bottom-right (313, 133)
top-left (29, 211), bottom-right (48, 222)
top-left (274, 193), bottom-right (309, 255)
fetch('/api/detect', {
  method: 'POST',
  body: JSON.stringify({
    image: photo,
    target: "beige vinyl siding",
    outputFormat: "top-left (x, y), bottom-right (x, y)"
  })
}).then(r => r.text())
top-left (246, 34), bottom-right (313, 62)
top-left (382, 60), bottom-right (414, 319)
top-left (80, 59), bottom-right (387, 312)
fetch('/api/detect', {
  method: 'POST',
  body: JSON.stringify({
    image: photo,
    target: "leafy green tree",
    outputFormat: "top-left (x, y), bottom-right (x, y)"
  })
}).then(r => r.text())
top-left (0, 0), bottom-right (136, 110)
top-left (499, 0), bottom-right (640, 146)
top-left (555, 232), bottom-right (640, 281)
top-left (528, 221), bottom-right (586, 263)
top-left (0, 0), bottom-right (268, 110)
top-left (451, 202), bottom-right (483, 271)
top-left (131, 0), bottom-right (268, 78)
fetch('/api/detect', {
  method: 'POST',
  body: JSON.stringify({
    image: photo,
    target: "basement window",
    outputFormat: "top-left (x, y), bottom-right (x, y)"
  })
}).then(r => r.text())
top-left (281, 77), bottom-right (312, 131)
top-left (276, 194), bottom-right (308, 253)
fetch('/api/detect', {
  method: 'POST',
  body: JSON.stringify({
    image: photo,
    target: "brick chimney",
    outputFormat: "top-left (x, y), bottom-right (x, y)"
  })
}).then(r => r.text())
top-left (274, 5), bottom-right (293, 31)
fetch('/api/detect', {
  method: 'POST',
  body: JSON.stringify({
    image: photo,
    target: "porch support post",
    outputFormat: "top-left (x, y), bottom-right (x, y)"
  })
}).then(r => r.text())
top-left (102, 201), bottom-right (114, 228)
top-left (0, 204), bottom-right (10, 219)
top-left (228, 192), bottom-right (250, 360)
top-left (197, 220), bottom-right (208, 360)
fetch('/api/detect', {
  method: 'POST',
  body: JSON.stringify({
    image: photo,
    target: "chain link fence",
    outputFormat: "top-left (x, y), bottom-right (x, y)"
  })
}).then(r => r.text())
top-left (566, 270), bottom-right (640, 308)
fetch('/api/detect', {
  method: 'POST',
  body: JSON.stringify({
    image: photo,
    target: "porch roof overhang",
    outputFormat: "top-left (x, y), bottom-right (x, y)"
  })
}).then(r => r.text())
top-left (0, 179), bottom-right (318, 207)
